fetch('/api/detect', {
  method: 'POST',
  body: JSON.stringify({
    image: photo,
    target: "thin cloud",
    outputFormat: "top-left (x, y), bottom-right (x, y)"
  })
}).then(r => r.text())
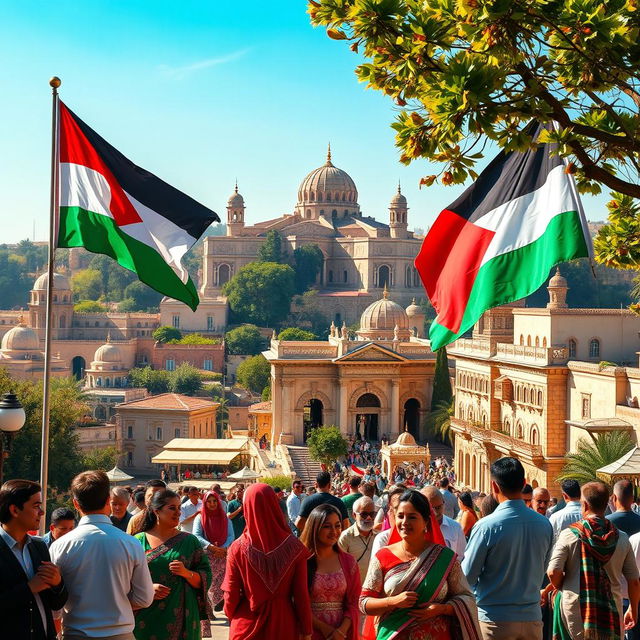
top-left (158, 49), bottom-right (250, 79)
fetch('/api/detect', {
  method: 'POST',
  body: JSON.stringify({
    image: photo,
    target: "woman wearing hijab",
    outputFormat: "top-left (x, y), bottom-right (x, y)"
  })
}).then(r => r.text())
top-left (360, 490), bottom-right (481, 640)
top-left (222, 483), bottom-right (313, 640)
top-left (193, 491), bottom-right (234, 633)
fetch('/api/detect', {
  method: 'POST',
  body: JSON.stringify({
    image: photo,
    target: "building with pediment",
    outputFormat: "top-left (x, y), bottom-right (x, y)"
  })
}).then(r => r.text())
top-left (195, 147), bottom-right (426, 326)
top-left (263, 290), bottom-right (435, 446)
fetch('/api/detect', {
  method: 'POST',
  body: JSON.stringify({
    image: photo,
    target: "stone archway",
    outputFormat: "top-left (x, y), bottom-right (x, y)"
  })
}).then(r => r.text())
top-left (72, 356), bottom-right (86, 380)
top-left (403, 398), bottom-right (420, 438)
top-left (356, 393), bottom-right (380, 441)
top-left (303, 399), bottom-right (324, 442)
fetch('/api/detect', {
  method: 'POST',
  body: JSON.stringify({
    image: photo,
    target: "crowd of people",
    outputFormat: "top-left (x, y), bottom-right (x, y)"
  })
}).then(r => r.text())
top-left (4, 456), bottom-right (640, 640)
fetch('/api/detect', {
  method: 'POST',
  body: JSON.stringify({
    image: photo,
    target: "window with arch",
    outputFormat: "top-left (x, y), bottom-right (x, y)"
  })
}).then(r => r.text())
top-left (343, 270), bottom-right (348, 283)
top-left (310, 191), bottom-right (315, 200)
top-left (318, 193), bottom-right (323, 202)
top-left (527, 335), bottom-right (532, 346)
top-left (326, 192), bottom-right (332, 201)
top-left (306, 209), bottom-right (311, 218)
top-left (516, 421), bottom-right (524, 439)
top-left (589, 339), bottom-right (600, 358)
top-left (59, 316), bottom-right (65, 328)
top-left (535, 337), bottom-right (540, 347)
top-left (413, 269), bottom-right (420, 287)
top-left (520, 335), bottom-right (524, 345)
top-left (405, 265), bottom-right (412, 287)
top-left (530, 425), bottom-right (539, 445)
top-left (328, 271), bottom-right (334, 283)
top-left (569, 339), bottom-right (577, 358)
top-left (542, 337), bottom-right (547, 348)
top-left (377, 265), bottom-right (391, 288)
top-left (218, 263), bottom-right (231, 286)
top-left (342, 193), bottom-right (346, 201)
top-left (332, 209), bottom-right (338, 218)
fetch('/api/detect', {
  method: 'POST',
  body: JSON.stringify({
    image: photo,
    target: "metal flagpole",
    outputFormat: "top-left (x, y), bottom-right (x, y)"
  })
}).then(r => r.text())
top-left (39, 76), bottom-right (61, 533)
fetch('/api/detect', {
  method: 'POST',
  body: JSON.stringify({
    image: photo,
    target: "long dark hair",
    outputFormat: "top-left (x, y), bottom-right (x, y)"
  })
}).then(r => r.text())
top-left (140, 489), bottom-right (179, 532)
top-left (459, 491), bottom-right (475, 510)
top-left (300, 503), bottom-right (342, 588)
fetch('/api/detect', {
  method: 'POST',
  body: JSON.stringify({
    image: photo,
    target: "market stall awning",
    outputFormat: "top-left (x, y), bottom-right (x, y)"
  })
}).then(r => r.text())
top-left (227, 466), bottom-right (261, 480)
top-left (105, 466), bottom-right (134, 482)
top-left (152, 449), bottom-right (242, 465)
top-left (597, 447), bottom-right (640, 479)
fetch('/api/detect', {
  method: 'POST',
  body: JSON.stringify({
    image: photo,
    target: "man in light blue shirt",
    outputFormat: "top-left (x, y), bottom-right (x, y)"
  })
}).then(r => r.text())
top-left (286, 480), bottom-right (305, 533)
top-left (548, 478), bottom-right (583, 542)
top-left (462, 457), bottom-right (553, 640)
top-left (439, 477), bottom-right (459, 519)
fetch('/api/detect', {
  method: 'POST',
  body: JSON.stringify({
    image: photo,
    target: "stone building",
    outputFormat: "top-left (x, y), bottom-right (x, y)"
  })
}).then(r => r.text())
top-left (116, 393), bottom-right (219, 474)
top-left (264, 291), bottom-right (435, 446)
top-left (199, 148), bottom-right (426, 325)
top-left (448, 269), bottom-right (640, 495)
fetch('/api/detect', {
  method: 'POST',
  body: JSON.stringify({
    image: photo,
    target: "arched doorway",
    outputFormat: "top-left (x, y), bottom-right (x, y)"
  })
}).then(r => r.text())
top-left (403, 398), bottom-right (420, 438)
top-left (303, 399), bottom-right (323, 442)
top-left (94, 405), bottom-right (106, 421)
top-left (377, 265), bottom-right (390, 288)
top-left (72, 356), bottom-right (86, 380)
top-left (218, 264), bottom-right (231, 286)
top-left (356, 393), bottom-right (380, 441)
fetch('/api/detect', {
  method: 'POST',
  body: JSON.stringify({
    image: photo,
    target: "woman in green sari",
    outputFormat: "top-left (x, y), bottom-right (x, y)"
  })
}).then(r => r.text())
top-left (360, 490), bottom-right (481, 640)
top-left (134, 489), bottom-right (212, 640)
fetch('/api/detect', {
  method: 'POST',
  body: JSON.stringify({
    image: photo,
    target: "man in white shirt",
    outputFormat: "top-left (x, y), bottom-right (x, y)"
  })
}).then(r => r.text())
top-left (548, 478), bottom-right (583, 542)
top-left (422, 486), bottom-right (466, 560)
top-left (179, 486), bottom-right (202, 533)
top-left (439, 478), bottom-right (460, 519)
top-left (50, 470), bottom-right (154, 640)
top-left (286, 480), bottom-right (305, 533)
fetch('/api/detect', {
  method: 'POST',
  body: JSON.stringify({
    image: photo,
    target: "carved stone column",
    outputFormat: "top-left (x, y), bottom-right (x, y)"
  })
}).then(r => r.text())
top-left (270, 369), bottom-right (282, 448)
top-left (339, 379), bottom-right (349, 436)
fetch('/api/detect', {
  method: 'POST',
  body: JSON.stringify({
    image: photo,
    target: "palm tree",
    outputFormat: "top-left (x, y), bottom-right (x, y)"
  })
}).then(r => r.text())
top-left (558, 430), bottom-right (635, 484)
top-left (425, 397), bottom-right (455, 445)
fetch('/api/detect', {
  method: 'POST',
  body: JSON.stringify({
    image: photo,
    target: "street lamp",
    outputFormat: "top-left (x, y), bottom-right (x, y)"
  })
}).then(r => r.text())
top-left (0, 391), bottom-right (26, 484)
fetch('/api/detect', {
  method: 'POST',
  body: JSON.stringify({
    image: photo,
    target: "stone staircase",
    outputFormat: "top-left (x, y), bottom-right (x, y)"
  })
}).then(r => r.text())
top-left (426, 439), bottom-right (454, 461)
top-left (286, 445), bottom-right (323, 485)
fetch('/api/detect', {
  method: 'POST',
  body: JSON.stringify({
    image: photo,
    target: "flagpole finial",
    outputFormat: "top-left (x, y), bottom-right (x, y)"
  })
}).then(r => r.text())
top-left (397, 180), bottom-right (401, 194)
top-left (234, 179), bottom-right (238, 194)
top-left (49, 77), bottom-right (61, 89)
top-left (383, 284), bottom-right (389, 299)
top-left (326, 143), bottom-right (332, 165)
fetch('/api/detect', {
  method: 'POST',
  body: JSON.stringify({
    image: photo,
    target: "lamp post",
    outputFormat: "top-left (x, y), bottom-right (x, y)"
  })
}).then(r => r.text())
top-left (0, 392), bottom-right (26, 484)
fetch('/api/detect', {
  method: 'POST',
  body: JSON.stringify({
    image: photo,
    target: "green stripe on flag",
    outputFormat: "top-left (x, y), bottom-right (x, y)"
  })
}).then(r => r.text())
top-left (58, 206), bottom-right (200, 311)
top-left (429, 210), bottom-right (588, 351)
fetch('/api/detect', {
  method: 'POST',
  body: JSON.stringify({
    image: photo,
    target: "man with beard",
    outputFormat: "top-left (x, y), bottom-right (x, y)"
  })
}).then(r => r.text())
top-left (338, 495), bottom-right (378, 582)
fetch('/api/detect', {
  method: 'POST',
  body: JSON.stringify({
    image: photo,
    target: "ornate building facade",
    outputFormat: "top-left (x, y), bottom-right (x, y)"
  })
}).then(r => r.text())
top-left (197, 148), bottom-right (426, 326)
top-left (448, 270), bottom-right (640, 495)
top-left (264, 291), bottom-right (435, 446)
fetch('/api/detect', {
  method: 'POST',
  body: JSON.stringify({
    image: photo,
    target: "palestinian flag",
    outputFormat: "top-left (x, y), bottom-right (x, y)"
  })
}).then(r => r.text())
top-left (57, 102), bottom-right (219, 310)
top-left (415, 122), bottom-right (591, 351)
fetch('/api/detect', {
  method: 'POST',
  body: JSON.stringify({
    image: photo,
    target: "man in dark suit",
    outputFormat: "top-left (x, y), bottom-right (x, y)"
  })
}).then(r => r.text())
top-left (0, 479), bottom-right (67, 640)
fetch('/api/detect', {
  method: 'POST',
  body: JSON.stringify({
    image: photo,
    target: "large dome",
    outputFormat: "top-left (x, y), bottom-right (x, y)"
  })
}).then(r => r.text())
top-left (1, 323), bottom-right (39, 352)
top-left (297, 147), bottom-right (358, 206)
top-left (227, 183), bottom-right (244, 207)
top-left (360, 289), bottom-right (409, 332)
top-left (33, 272), bottom-right (71, 291)
top-left (93, 338), bottom-right (122, 364)
top-left (406, 298), bottom-right (423, 317)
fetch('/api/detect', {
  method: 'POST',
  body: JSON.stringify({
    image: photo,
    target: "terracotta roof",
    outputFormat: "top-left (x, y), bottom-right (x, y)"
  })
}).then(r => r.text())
top-left (249, 401), bottom-right (272, 413)
top-left (116, 393), bottom-right (218, 411)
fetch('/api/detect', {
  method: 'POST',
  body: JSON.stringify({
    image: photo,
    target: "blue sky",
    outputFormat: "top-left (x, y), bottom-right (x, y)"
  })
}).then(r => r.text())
top-left (1, 1), bottom-right (609, 243)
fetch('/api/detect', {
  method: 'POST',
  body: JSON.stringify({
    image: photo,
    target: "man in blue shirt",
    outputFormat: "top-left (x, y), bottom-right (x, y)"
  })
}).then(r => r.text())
top-left (462, 457), bottom-right (553, 640)
top-left (607, 479), bottom-right (640, 537)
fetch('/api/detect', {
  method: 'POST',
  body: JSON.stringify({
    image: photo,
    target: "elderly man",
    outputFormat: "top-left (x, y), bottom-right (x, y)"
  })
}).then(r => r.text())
top-left (109, 487), bottom-right (132, 532)
top-left (339, 496), bottom-right (378, 582)
top-left (548, 481), bottom-right (640, 639)
top-left (421, 486), bottom-right (466, 560)
top-left (530, 487), bottom-right (551, 517)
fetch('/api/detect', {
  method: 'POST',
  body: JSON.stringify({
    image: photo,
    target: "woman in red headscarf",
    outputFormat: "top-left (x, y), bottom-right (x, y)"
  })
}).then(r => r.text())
top-left (222, 483), bottom-right (312, 640)
top-left (360, 490), bottom-right (481, 640)
top-left (193, 491), bottom-right (234, 635)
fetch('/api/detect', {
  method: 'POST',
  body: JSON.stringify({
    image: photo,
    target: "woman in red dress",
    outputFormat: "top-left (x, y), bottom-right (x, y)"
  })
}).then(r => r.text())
top-left (222, 483), bottom-right (312, 640)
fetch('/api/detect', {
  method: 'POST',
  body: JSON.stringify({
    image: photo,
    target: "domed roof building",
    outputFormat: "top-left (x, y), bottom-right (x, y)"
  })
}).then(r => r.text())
top-left (356, 288), bottom-right (411, 341)
top-left (85, 335), bottom-right (129, 389)
top-left (1, 320), bottom-right (40, 354)
top-left (405, 298), bottom-right (426, 338)
top-left (32, 272), bottom-right (71, 292)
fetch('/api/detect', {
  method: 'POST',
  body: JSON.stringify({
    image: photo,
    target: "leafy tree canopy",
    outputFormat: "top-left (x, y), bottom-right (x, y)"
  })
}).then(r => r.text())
top-left (292, 244), bottom-right (324, 293)
top-left (128, 367), bottom-right (172, 394)
top-left (71, 269), bottom-right (102, 302)
top-left (122, 280), bottom-right (163, 312)
top-left (311, 0), bottom-right (640, 272)
top-left (236, 354), bottom-right (271, 394)
top-left (224, 262), bottom-right (296, 327)
top-left (278, 327), bottom-right (317, 341)
top-left (225, 324), bottom-right (266, 355)
top-left (79, 446), bottom-right (119, 472)
top-left (153, 326), bottom-right (182, 343)
top-left (307, 425), bottom-right (348, 467)
top-left (74, 300), bottom-right (109, 313)
top-left (170, 362), bottom-right (203, 396)
top-left (258, 230), bottom-right (284, 263)
top-left (287, 289), bottom-right (331, 337)
top-left (168, 333), bottom-right (220, 345)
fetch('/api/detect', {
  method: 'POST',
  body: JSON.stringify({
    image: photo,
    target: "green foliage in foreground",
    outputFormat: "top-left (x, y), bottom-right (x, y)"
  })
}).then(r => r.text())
top-left (307, 425), bottom-right (348, 468)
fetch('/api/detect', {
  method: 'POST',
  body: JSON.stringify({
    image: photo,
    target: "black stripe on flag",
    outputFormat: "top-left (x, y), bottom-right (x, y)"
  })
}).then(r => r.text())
top-left (67, 107), bottom-right (220, 238)
top-left (447, 122), bottom-right (564, 223)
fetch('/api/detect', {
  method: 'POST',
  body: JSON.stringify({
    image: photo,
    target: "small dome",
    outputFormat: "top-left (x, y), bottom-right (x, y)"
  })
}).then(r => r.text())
top-left (548, 266), bottom-right (567, 287)
top-left (395, 430), bottom-right (417, 447)
top-left (1, 322), bottom-right (39, 352)
top-left (33, 272), bottom-right (71, 291)
top-left (360, 289), bottom-right (409, 332)
top-left (406, 298), bottom-right (423, 317)
top-left (297, 146), bottom-right (358, 206)
top-left (94, 337), bottom-right (122, 363)
top-left (390, 184), bottom-right (407, 206)
top-left (227, 182), bottom-right (244, 207)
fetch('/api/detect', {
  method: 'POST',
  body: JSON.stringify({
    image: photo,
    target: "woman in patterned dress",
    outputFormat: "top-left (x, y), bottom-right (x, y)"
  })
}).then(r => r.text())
top-left (133, 489), bottom-right (212, 640)
top-left (300, 504), bottom-right (361, 640)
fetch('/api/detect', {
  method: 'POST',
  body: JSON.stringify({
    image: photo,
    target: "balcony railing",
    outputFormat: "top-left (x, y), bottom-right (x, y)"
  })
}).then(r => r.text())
top-left (449, 338), bottom-right (494, 356)
top-left (496, 344), bottom-right (568, 365)
top-left (451, 417), bottom-right (544, 459)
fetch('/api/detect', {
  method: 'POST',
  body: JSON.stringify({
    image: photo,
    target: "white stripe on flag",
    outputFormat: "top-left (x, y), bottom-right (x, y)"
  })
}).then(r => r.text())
top-left (60, 163), bottom-right (113, 219)
top-left (475, 165), bottom-right (583, 266)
